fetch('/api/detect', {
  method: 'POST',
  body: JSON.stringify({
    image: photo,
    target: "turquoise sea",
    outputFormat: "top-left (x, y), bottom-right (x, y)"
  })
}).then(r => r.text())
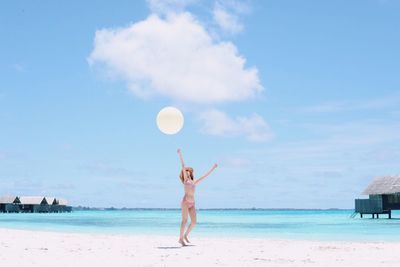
top-left (1, 209), bottom-right (400, 241)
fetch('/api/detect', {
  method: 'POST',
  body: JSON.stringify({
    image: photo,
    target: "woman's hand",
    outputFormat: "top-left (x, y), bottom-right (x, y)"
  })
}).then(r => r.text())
top-left (213, 163), bottom-right (218, 169)
top-left (177, 148), bottom-right (181, 154)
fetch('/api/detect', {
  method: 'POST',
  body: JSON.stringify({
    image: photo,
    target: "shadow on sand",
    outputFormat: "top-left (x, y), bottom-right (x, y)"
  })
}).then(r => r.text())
top-left (157, 245), bottom-right (196, 249)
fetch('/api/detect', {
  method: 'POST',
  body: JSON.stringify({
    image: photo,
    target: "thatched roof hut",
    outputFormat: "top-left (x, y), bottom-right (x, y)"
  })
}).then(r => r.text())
top-left (355, 175), bottom-right (400, 219)
top-left (0, 195), bottom-right (71, 213)
top-left (0, 196), bottom-right (20, 213)
top-left (362, 175), bottom-right (400, 195)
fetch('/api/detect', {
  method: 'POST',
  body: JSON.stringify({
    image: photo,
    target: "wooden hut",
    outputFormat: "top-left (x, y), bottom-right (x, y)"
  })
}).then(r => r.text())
top-left (355, 175), bottom-right (400, 219)
top-left (0, 196), bottom-right (21, 213)
top-left (19, 196), bottom-right (49, 213)
top-left (0, 195), bottom-right (72, 213)
top-left (46, 197), bottom-right (70, 212)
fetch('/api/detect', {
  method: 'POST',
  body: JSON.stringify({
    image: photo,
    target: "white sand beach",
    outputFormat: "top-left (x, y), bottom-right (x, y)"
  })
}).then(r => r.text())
top-left (0, 228), bottom-right (399, 266)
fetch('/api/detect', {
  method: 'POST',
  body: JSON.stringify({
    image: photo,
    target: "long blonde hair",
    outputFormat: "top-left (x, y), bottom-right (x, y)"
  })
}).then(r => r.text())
top-left (179, 167), bottom-right (194, 183)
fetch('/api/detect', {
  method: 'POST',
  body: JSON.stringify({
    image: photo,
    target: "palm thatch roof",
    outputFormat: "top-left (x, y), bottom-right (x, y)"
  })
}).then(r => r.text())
top-left (363, 175), bottom-right (400, 195)
top-left (0, 196), bottom-right (20, 204)
top-left (19, 196), bottom-right (47, 205)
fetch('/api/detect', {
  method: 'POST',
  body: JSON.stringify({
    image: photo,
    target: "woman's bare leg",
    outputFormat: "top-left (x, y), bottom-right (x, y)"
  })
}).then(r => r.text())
top-left (184, 206), bottom-right (197, 242)
top-left (179, 204), bottom-right (189, 246)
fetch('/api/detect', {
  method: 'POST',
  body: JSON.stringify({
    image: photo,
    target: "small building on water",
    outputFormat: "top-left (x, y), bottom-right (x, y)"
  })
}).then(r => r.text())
top-left (0, 196), bottom-right (21, 213)
top-left (355, 175), bottom-right (400, 219)
top-left (0, 196), bottom-right (72, 213)
top-left (19, 196), bottom-right (49, 213)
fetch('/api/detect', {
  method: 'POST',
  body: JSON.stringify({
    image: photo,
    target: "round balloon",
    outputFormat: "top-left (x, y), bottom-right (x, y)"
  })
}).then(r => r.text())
top-left (156, 106), bottom-right (184, 135)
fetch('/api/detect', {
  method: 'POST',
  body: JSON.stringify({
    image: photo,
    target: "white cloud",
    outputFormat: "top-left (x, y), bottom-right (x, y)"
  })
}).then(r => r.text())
top-left (197, 109), bottom-right (274, 142)
top-left (213, 6), bottom-right (242, 34)
top-left (213, 0), bottom-right (250, 34)
top-left (89, 2), bottom-right (268, 143)
top-left (88, 13), bottom-right (262, 104)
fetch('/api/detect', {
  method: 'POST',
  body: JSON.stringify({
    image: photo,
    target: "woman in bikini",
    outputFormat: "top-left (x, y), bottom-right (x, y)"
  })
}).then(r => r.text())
top-left (177, 148), bottom-right (218, 246)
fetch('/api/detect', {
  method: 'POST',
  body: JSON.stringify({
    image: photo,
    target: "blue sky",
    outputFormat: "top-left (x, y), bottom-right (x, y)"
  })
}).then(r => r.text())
top-left (1, 0), bottom-right (399, 208)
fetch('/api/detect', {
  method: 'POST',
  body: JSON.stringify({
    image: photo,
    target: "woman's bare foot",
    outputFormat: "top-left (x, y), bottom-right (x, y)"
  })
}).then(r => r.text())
top-left (184, 235), bottom-right (190, 243)
top-left (179, 238), bottom-right (187, 246)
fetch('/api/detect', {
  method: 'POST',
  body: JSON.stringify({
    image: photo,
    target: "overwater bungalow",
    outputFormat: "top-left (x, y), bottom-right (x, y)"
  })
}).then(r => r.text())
top-left (48, 197), bottom-right (71, 212)
top-left (19, 196), bottom-right (49, 213)
top-left (355, 175), bottom-right (400, 219)
top-left (0, 196), bottom-right (21, 213)
top-left (0, 196), bottom-right (73, 213)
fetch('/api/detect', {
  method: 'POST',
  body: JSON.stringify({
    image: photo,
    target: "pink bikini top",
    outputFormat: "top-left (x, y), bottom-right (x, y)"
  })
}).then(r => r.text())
top-left (184, 179), bottom-right (196, 188)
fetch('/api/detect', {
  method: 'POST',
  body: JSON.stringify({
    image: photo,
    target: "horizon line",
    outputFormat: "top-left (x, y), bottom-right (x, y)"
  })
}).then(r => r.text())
top-left (72, 206), bottom-right (354, 211)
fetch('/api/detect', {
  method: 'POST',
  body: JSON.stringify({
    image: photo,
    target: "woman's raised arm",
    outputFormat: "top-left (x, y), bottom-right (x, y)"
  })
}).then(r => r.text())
top-left (177, 149), bottom-right (188, 181)
top-left (177, 148), bottom-right (185, 168)
top-left (194, 163), bottom-right (218, 185)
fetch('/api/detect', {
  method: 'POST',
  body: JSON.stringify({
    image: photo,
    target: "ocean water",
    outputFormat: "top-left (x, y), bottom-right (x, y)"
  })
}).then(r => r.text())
top-left (1, 209), bottom-right (400, 241)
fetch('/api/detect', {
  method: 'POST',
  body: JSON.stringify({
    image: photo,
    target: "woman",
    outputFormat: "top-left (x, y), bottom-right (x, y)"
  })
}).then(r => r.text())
top-left (177, 148), bottom-right (218, 246)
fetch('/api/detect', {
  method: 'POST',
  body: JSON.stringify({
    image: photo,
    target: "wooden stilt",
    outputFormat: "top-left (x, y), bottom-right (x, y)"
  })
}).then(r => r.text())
top-left (377, 214), bottom-right (379, 219)
top-left (372, 214), bottom-right (375, 219)
top-left (360, 213), bottom-right (363, 218)
top-left (389, 210), bottom-right (392, 219)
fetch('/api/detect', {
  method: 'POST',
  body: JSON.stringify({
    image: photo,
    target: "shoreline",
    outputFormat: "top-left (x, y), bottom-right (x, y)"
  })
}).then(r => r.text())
top-left (0, 224), bottom-right (399, 243)
top-left (1, 228), bottom-right (400, 266)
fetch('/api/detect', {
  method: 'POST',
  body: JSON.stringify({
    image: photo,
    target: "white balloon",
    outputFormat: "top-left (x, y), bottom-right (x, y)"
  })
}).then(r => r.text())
top-left (156, 106), bottom-right (184, 135)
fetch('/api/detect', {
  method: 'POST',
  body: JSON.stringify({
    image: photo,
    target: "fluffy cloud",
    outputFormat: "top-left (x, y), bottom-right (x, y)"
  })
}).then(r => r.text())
top-left (89, 2), bottom-right (270, 142)
top-left (213, 5), bottom-right (243, 34)
top-left (197, 109), bottom-right (274, 142)
top-left (213, 0), bottom-right (250, 34)
top-left (88, 12), bottom-right (262, 104)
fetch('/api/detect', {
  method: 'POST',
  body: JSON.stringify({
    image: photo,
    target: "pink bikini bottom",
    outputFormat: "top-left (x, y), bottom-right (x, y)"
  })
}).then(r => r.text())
top-left (182, 197), bottom-right (195, 209)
